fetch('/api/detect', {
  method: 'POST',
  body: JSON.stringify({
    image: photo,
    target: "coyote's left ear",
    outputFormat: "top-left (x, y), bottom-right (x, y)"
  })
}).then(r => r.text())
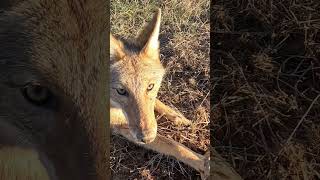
top-left (137, 8), bottom-right (161, 59)
top-left (110, 34), bottom-right (125, 61)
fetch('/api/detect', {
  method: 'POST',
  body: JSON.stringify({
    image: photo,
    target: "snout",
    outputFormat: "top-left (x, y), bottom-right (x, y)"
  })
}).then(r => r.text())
top-left (126, 97), bottom-right (158, 144)
top-left (128, 120), bottom-right (158, 144)
top-left (136, 129), bottom-right (157, 144)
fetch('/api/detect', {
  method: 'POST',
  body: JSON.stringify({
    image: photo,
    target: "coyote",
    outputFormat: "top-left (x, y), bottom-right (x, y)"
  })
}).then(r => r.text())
top-left (0, 0), bottom-right (108, 180)
top-left (110, 9), bottom-right (210, 179)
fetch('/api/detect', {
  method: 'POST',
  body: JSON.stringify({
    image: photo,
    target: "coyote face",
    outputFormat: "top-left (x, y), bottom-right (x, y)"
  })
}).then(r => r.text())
top-left (110, 10), bottom-right (165, 144)
top-left (0, 0), bottom-right (108, 179)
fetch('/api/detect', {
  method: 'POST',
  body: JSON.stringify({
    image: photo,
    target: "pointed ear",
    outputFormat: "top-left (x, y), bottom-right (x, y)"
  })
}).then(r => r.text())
top-left (137, 8), bottom-right (161, 59)
top-left (110, 34), bottom-right (125, 61)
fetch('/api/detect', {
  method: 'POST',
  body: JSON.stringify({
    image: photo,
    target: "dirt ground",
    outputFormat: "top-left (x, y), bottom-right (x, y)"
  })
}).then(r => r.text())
top-left (212, 0), bottom-right (320, 179)
top-left (110, 0), bottom-right (210, 179)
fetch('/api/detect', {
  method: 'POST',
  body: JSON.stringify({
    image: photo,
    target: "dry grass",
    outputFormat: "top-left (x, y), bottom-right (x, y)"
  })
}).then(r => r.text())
top-left (110, 0), bottom-right (210, 179)
top-left (213, 0), bottom-right (320, 179)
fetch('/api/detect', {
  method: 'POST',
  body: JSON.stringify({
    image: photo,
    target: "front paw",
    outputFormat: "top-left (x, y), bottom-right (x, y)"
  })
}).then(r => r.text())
top-left (173, 114), bottom-right (192, 126)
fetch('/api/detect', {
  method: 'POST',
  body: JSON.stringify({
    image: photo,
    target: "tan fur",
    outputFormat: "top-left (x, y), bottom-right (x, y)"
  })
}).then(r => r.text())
top-left (110, 9), bottom-right (164, 143)
top-left (0, 0), bottom-right (108, 179)
top-left (0, 147), bottom-right (50, 180)
top-left (110, 9), bottom-right (210, 179)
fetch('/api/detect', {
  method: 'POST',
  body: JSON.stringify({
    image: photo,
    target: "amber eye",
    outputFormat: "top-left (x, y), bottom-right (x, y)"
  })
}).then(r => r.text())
top-left (147, 83), bottom-right (154, 91)
top-left (23, 83), bottom-right (51, 105)
top-left (116, 88), bottom-right (128, 96)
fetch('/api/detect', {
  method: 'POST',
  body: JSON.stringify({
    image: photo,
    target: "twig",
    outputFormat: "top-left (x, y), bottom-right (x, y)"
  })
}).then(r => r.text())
top-left (212, 148), bottom-right (243, 180)
top-left (286, 93), bottom-right (320, 144)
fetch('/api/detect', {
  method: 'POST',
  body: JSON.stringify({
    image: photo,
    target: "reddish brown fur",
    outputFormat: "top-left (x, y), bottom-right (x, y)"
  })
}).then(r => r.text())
top-left (0, 0), bottom-right (109, 179)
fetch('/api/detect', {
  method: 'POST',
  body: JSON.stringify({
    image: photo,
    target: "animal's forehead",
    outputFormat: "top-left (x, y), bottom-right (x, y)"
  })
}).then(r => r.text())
top-left (123, 54), bottom-right (161, 69)
top-left (111, 55), bottom-right (165, 85)
top-left (31, 31), bottom-right (106, 101)
top-left (8, 0), bottom-right (108, 105)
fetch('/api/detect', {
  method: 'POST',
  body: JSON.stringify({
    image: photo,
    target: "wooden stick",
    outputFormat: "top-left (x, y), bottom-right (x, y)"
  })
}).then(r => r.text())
top-left (211, 147), bottom-right (243, 180)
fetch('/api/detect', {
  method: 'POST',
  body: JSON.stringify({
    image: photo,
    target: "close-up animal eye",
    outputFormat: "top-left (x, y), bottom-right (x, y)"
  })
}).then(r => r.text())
top-left (22, 83), bottom-right (52, 105)
top-left (147, 83), bottom-right (154, 91)
top-left (116, 88), bottom-right (128, 96)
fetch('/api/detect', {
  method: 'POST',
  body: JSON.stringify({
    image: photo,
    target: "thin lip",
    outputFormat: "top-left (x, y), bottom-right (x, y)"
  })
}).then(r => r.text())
top-left (131, 130), bottom-right (157, 144)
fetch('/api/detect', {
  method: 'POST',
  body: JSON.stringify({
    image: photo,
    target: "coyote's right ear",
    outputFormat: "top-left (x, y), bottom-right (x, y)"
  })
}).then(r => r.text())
top-left (136, 8), bottom-right (161, 59)
top-left (110, 34), bottom-right (125, 61)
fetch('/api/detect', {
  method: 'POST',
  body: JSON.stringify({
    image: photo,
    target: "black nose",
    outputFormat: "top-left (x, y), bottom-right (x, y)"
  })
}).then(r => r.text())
top-left (137, 132), bottom-right (155, 144)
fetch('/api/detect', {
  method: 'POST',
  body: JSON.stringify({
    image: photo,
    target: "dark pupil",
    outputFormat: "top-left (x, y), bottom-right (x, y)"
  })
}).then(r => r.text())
top-left (24, 84), bottom-right (49, 104)
top-left (117, 88), bottom-right (127, 95)
top-left (148, 84), bottom-right (154, 90)
top-left (33, 86), bottom-right (44, 95)
top-left (29, 86), bottom-right (47, 99)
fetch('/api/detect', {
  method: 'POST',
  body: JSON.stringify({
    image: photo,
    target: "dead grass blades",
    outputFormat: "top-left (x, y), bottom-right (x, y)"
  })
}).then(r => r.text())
top-left (111, 0), bottom-right (210, 179)
top-left (213, 0), bottom-right (320, 179)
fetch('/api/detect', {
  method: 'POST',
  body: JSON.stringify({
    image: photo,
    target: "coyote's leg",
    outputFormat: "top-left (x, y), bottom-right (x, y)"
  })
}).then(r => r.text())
top-left (112, 125), bottom-right (209, 179)
top-left (155, 99), bottom-right (192, 126)
top-left (111, 106), bottom-right (209, 179)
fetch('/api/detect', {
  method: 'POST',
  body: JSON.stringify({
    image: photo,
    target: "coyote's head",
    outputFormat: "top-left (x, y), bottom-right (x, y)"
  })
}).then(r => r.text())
top-left (110, 9), bottom-right (165, 144)
top-left (0, 0), bottom-right (108, 179)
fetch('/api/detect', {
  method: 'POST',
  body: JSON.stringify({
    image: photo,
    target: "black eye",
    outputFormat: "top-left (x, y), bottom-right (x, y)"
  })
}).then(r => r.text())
top-left (147, 84), bottom-right (154, 91)
top-left (22, 83), bottom-right (51, 105)
top-left (116, 88), bottom-right (128, 96)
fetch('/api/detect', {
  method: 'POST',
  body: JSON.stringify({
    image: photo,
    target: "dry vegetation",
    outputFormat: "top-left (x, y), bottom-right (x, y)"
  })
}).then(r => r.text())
top-left (110, 0), bottom-right (210, 179)
top-left (213, 0), bottom-right (320, 179)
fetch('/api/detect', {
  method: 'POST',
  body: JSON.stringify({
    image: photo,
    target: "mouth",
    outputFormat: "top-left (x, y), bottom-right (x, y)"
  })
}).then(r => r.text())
top-left (136, 135), bottom-right (156, 144)
top-left (135, 138), bottom-right (155, 145)
top-left (131, 128), bottom-right (157, 144)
